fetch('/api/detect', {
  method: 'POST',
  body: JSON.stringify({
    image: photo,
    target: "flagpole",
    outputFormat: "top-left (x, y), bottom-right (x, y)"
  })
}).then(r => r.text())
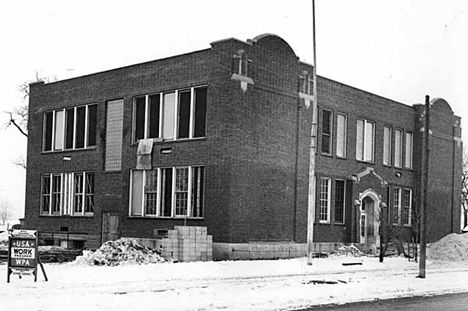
top-left (307, 0), bottom-right (318, 265)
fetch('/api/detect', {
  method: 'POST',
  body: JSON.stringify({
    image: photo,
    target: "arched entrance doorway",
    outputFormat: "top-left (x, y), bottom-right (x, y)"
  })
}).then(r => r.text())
top-left (359, 190), bottom-right (380, 248)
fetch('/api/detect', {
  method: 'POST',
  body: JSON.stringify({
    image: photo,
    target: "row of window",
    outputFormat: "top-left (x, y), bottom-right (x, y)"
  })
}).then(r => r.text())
top-left (318, 177), bottom-right (413, 226)
top-left (42, 86), bottom-right (208, 153)
top-left (130, 166), bottom-right (205, 218)
top-left (43, 104), bottom-right (97, 152)
top-left (41, 172), bottom-right (95, 216)
top-left (321, 110), bottom-right (413, 169)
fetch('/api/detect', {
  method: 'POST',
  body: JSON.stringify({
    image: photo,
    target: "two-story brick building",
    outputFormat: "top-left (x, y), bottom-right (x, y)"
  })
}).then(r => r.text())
top-left (24, 34), bottom-right (462, 259)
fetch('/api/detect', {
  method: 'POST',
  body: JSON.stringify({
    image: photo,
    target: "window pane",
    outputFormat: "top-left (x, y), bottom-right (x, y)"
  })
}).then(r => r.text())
top-left (148, 95), bottom-right (160, 139)
top-left (145, 170), bottom-right (158, 215)
top-left (405, 133), bottom-right (413, 169)
top-left (131, 171), bottom-right (143, 216)
top-left (74, 173), bottom-right (84, 214)
top-left (175, 168), bottom-right (189, 216)
top-left (321, 110), bottom-right (332, 154)
top-left (163, 93), bottom-right (175, 139)
top-left (52, 175), bottom-right (61, 214)
top-left (319, 179), bottom-right (330, 222)
top-left (87, 105), bottom-right (97, 147)
top-left (403, 189), bottom-right (411, 225)
top-left (178, 90), bottom-right (191, 139)
top-left (191, 167), bottom-right (204, 218)
top-left (44, 112), bottom-right (53, 151)
top-left (335, 180), bottom-right (345, 223)
top-left (393, 188), bottom-right (401, 224)
top-left (383, 126), bottom-right (391, 165)
top-left (356, 120), bottom-right (364, 160)
top-left (364, 121), bottom-right (374, 162)
top-left (134, 97), bottom-right (146, 141)
top-left (75, 106), bottom-right (86, 148)
top-left (394, 130), bottom-right (402, 167)
top-left (336, 114), bottom-right (346, 157)
top-left (54, 111), bottom-right (64, 150)
top-left (65, 108), bottom-right (75, 149)
top-left (194, 87), bottom-right (207, 138)
top-left (160, 168), bottom-right (173, 216)
top-left (41, 175), bottom-right (51, 214)
top-left (85, 173), bottom-right (95, 213)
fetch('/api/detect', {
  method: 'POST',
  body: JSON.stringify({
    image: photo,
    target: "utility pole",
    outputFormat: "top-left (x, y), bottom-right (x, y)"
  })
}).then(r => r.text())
top-left (307, 0), bottom-right (318, 265)
top-left (419, 95), bottom-right (430, 278)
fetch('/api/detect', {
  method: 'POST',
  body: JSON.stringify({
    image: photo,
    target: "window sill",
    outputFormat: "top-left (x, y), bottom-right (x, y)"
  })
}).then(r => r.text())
top-left (127, 216), bottom-right (204, 220)
top-left (42, 146), bottom-right (97, 155)
top-left (131, 137), bottom-right (207, 146)
top-left (39, 214), bottom-right (94, 218)
top-left (356, 159), bottom-right (375, 165)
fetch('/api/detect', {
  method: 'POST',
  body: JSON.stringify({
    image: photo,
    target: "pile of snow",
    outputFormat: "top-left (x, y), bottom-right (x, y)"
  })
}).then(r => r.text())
top-left (428, 233), bottom-right (468, 261)
top-left (74, 238), bottom-right (165, 266)
top-left (332, 245), bottom-right (364, 257)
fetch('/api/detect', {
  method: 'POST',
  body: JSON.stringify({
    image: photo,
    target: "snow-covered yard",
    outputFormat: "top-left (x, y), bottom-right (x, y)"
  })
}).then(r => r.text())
top-left (1, 255), bottom-right (468, 311)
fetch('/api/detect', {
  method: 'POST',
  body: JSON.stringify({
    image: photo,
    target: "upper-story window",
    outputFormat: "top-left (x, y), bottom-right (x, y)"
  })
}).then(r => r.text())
top-left (394, 129), bottom-right (403, 168)
top-left (43, 104), bottom-right (97, 152)
top-left (336, 113), bottom-right (347, 158)
top-left (133, 86), bottom-right (207, 142)
top-left (356, 119), bottom-right (375, 162)
top-left (321, 109), bottom-right (332, 155)
top-left (405, 132), bottom-right (413, 169)
top-left (299, 71), bottom-right (313, 95)
top-left (383, 126), bottom-right (392, 166)
top-left (233, 50), bottom-right (249, 77)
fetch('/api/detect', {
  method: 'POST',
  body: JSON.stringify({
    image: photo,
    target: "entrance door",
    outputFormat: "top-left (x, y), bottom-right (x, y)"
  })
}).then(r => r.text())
top-left (360, 196), bottom-right (376, 245)
top-left (102, 213), bottom-right (121, 243)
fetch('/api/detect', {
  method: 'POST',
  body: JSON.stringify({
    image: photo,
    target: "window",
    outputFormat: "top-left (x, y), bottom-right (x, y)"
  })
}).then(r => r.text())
top-left (133, 86), bottom-right (207, 142)
top-left (336, 114), bottom-right (347, 158)
top-left (321, 109), bottom-right (332, 155)
top-left (233, 50), bottom-right (249, 76)
top-left (319, 178), bottom-right (331, 223)
top-left (393, 187), bottom-right (401, 225)
top-left (403, 189), bottom-right (412, 226)
top-left (41, 172), bottom-right (95, 216)
top-left (394, 129), bottom-right (403, 168)
top-left (405, 133), bottom-right (413, 169)
top-left (43, 104), bottom-right (97, 152)
top-left (299, 72), bottom-right (313, 95)
top-left (130, 166), bottom-right (205, 218)
top-left (335, 180), bottom-right (345, 224)
top-left (356, 119), bottom-right (375, 162)
top-left (383, 126), bottom-right (392, 166)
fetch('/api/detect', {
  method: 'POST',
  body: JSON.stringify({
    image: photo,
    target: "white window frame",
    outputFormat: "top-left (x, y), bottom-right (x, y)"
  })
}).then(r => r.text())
top-left (336, 113), bottom-right (347, 158)
top-left (393, 187), bottom-right (401, 225)
top-left (403, 189), bottom-right (412, 226)
top-left (43, 104), bottom-right (96, 152)
top-left (383, 126), bottom-right (392, 166)
top-left (394, 129), bottom-right (403, 168)
top-left (356, 119), bottom-right (375, 162)
top-left (40, 172), bottom-right (94, 216)
top-left (405, 132), bottom-right (413, 169)
top-left (319, 178), bottom-right (331, 223)
top-left (133, 86), bottom-right (207, 142)
top-left (129, 166), bottom-right (204, 219)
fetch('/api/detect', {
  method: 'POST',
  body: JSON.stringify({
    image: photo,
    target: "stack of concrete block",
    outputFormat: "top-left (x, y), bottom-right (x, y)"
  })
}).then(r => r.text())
top-left (157, 226), bottom-right (212, 262)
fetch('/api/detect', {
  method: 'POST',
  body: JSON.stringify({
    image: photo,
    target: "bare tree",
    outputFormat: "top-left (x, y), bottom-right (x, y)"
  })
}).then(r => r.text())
top-left (462, 153), bottom-right (468, 229)
top-left (0, 199), bottom-right (10, 225)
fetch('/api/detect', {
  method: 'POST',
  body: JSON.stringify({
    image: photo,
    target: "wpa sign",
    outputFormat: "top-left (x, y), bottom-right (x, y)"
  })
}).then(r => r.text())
top-left (7, 229), bottom-right (40, 282)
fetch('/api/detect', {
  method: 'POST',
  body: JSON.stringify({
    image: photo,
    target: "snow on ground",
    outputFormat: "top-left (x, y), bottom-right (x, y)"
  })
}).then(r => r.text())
top-left (1, 255), bottom-right (468, 311)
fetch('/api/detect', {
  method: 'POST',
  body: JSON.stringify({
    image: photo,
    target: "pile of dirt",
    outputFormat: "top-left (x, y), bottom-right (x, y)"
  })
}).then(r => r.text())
top-left (333, 245), bottom-right (364, 257)
top-left (428, 233), bottom-right (468, 262)
top-left (74, 238), bottom-right (165, 266)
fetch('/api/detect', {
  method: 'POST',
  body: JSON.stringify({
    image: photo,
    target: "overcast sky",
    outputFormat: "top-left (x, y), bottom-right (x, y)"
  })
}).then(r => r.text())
top-left (0, 0), bottom-right (466, 221)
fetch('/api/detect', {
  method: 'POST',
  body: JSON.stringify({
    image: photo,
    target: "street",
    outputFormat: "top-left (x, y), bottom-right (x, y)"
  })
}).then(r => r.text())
top-left (303, 292), bottom-right (468, 311)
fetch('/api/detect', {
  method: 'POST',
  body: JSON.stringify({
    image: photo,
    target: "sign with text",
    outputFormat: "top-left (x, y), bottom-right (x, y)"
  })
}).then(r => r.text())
top-left (7, 229), bottom-right (39, 282)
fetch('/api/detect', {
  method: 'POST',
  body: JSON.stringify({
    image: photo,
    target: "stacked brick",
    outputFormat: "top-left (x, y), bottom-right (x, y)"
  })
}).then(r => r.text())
top-left (158, 226), bottom-right (212, 262)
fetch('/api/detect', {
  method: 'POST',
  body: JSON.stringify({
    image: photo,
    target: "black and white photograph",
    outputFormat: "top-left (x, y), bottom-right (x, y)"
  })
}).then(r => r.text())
top-left (1, 1), bottom-right (468, 310)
